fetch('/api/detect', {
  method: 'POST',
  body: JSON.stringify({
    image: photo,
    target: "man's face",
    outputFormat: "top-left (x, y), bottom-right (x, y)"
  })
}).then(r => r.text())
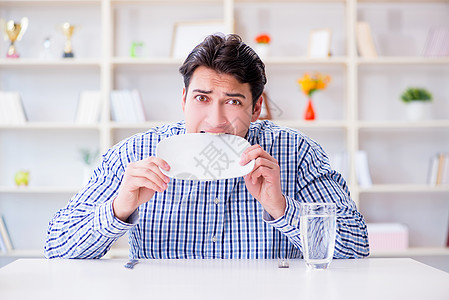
top-left (182, 66), bottom-right (262, 138)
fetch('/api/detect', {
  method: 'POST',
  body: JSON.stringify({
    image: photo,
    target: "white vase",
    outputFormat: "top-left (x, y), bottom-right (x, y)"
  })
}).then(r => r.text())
top-left (405, 101), bottom-right (432, 121)
top-left (82, 165), bottom-right (93, 185)
top-left (255, 44), bottom-right (270, 59)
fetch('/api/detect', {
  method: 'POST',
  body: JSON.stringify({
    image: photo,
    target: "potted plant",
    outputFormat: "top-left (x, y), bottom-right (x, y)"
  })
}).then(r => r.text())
top-left (297, 72), bottom-right (331, 120)
top-left (400, 87), bottom-right (433, 120)
top-left (254, 33), bottom-right (271, 59)
top-left (80, 148), bottom-right (99, 185)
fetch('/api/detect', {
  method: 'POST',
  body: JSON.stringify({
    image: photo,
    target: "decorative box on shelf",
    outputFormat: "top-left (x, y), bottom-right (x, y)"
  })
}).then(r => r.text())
top-left (367, 223), bottom-right (409, 252)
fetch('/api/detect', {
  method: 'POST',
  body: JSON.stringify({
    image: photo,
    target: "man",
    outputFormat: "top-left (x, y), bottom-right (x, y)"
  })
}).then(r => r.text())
top-left (44, 34), bottom-right (369, 259)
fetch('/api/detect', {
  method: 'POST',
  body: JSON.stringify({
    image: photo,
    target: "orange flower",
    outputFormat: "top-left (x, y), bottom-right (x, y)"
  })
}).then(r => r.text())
top-left (255, 33), bottom-right (271, 44)
top-left (297, 72), bottom-right (331, 97)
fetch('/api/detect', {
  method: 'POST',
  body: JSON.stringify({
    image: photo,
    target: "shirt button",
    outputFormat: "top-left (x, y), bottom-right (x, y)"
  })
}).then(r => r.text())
top-left (214, 198), bottom-right (219, 204)
top-left (211, 236), bottom-right (217, 242)
top-left (292, 219), bottom-right (299, 227)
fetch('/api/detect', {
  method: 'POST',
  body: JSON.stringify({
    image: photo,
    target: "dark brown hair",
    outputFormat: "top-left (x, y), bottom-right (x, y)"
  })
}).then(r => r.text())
top-left (179, 33), bottom-right (266, 107)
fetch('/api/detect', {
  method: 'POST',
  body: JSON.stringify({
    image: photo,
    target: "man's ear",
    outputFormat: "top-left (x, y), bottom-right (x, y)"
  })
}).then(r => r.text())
top-left (251, 96), bottom-right (263, 122)
top-left (181, 87), bottom-right (186, 112)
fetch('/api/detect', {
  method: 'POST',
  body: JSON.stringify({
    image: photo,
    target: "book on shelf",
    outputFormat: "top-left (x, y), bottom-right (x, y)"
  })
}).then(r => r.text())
top-left (75, 90), bottom-right (102, 124)
top-left (0, 91), bottom-right (27, 125)
top-left (428, 152), bottom-right (449, 185)
top-left (0, 233), bottom-right (6, 253)
top-left (331, 151), bottom-right (349, 180)
top-left (447, 214), bottom-right (449, 248)
top-left (356, 150), bottom-right (372, 188)
top-left (0, 215), bottom-right (13, 253)
top-left (110, 89), bottom-right (146, 123)
top-left (356, 21), bottom-right (378, 58)
top-left (422, 27), bottom-right (449, 57)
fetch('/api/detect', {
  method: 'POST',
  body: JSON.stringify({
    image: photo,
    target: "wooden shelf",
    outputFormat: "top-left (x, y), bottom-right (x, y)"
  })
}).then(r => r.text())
top-left (273, 119), bottom-right (348, 129)
top-left (0, 186), bottom-right (81, 194)
top-left (112, 0), bottom-right (226, 4)
top-left (0, 122), bottom-right (101, 130)
top-left (112, 57), bottom-right (183, 66)
top-left (237, 0), bottom-right (345, 3)
top-left (0, 59), bottom-right (102, 67)
top-left (357, 57), bottom-right (449, 65)
top-left (263, 56), bottom-right (348, 65)
top-left (0, 0), bottom-right (101, 6)
top-left (370, 247), bottom-right (449, 257)
top-left (358, 120), bottom-right (449, 129)
top-left (358, 0), bottom-right (449, 3)
top-left (109, 121), bottom-right (174, 129)
top-left (359, 184), bottom-right (449, 193)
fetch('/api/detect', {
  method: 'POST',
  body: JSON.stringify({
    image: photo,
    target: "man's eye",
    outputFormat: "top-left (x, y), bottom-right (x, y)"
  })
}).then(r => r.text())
top-left (227, 99), bottom-right (241, 105)
top-left (195, 95), bottom-right (208, 102)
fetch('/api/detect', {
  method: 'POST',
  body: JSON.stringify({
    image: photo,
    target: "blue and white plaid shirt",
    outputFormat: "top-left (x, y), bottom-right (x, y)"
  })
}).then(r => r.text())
top-left (45, 120), bottom-right (369, 259)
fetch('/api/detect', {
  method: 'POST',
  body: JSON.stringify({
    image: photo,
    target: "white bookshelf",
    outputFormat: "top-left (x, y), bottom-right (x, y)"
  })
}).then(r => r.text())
top-left (357, 57), bottom-right (449, 65)
top-left (370, 247), bottom-right (449, 258)
top-left (0, 186), bottom-right (81, 194)
top-left (358, 120), bottom-right (449, 129)
top-left (359, 184), bottom-right (449, 194)
top-left (0, 0), bottom-right (448, 258)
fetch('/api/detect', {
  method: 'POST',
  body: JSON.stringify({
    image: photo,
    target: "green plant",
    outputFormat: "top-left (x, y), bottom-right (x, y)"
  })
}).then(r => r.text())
top-left (80, 148), bottom-right (99, 166)
top-left (400, 87), bottom-right (433, 103)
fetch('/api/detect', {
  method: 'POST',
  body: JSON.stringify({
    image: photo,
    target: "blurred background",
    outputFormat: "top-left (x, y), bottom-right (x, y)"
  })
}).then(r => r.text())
top-left (0, 0), bottom-right (448, 271)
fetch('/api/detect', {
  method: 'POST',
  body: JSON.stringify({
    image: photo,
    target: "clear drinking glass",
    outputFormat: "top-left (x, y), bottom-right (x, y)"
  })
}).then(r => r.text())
top-left (300, 203), bottom-right (337, 270)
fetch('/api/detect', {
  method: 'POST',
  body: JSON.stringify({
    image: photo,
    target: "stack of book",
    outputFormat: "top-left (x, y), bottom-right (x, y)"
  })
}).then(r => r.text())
top-left (0, 215), bottom-right (13, 253)
top-left (75, 91), bottom-right (102, 124)
top-left (110, 89), bottom-right (146, 123)
top-left (428, 152), bottom-right (449, 185)
top-left (0, 91), bottom-right (27, 125)
top-left (356, 21), bottom-right (378, 58)
top-left (422, 27), bottom-right (449, 57)
top-left (356, 150), bottom-right (372, 187)
top-left (331, 151), bottom-right (349, 180)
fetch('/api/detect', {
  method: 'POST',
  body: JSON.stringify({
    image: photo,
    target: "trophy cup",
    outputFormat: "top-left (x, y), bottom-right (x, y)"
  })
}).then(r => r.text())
top-left (61, 22), bottom-right (75, 58)
top-left (1, 17), bottom-right (28, 58)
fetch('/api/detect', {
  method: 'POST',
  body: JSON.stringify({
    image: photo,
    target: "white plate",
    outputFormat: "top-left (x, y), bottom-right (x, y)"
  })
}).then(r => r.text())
top-left (156, 133), bottom-right (255, 181)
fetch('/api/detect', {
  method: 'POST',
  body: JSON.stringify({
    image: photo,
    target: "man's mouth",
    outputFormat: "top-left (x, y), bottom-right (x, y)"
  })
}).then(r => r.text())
top-left (200, 131), bottom-right (228, 135)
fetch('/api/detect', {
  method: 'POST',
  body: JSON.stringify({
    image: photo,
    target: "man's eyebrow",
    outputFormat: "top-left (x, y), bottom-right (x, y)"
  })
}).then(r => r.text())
top-left (225, 92), bottom-right (246, 99)
top-left (192, 89), bottom-right (246, 99)
top-left (192, 89), bottom-right (212, 94)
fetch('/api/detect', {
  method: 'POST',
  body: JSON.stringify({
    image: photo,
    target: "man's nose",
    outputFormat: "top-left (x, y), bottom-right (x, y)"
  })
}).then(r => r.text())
top-left (206, 103), bottom-right (228, 127)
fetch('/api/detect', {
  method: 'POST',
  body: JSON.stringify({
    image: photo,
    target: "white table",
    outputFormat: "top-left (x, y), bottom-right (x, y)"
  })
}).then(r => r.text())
top-left (1, 258), bottom-right (448, 300)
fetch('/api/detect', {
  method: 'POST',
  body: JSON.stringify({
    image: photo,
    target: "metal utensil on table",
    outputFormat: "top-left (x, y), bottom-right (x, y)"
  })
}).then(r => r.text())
top-left (124, 259), bottom-right (139, 269)
top-left (278, 259), bottom-right (290, 268)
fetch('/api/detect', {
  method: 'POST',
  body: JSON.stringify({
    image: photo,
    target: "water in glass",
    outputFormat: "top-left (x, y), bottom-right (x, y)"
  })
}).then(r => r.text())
top-left (300, 203), bottom-right (336, 270)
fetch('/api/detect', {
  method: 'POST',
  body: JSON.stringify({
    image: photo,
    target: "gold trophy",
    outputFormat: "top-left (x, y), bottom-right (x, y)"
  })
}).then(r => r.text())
top-left (1, 17), bottom-right (28, 58)
top-left (61, 22), bottom-right (75, 58)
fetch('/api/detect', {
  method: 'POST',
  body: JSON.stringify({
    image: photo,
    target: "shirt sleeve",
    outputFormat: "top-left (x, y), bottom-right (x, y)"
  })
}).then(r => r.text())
top-left (264, 136), bottom-right (370, 259)
top-left (262, 196), bottom-right (303, 251)
top-left (44, 148), bottom-right (136, 259)
top-left (298, 170), bottom-right (370, 258)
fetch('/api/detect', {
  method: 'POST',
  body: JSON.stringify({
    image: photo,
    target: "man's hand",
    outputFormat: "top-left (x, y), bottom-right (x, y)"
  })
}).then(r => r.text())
top-left (112, 157), bottom-right (170, 222)
top-left (240, 145), bottom-right (286, 219)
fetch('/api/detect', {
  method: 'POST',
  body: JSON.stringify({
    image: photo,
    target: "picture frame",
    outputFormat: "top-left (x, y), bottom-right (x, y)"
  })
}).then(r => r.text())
top-left (307, 28), bottom-right (332, 58)
top-left (258, 92), bottom-right (272, 120)
top-left (171, 20), bottom-right (227, 59)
